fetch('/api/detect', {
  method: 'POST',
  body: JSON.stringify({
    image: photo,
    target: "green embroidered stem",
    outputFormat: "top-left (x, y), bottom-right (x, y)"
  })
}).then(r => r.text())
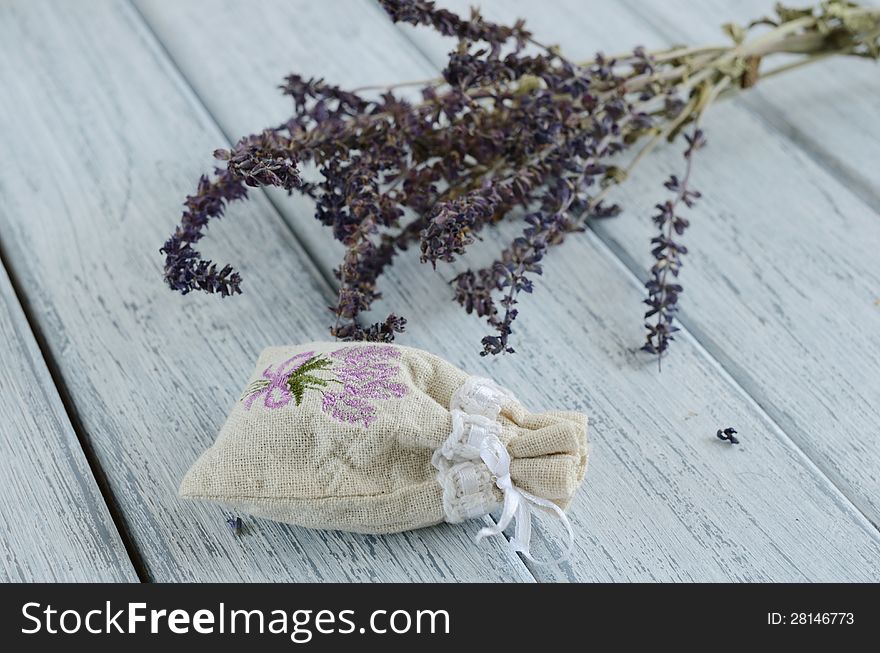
top-left (240, 354), bottom-right (338, 405)
top-left (285, 355), bottom-right (334, 406)
top-left (241, 379), bottom-right (270, 401)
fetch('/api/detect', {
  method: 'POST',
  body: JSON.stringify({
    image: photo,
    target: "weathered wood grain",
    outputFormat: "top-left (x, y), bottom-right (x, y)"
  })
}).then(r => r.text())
top-left (0, 262), bottom-right (137, 581)
top-left (0, 0), bottom-right (534, 582)
top-left (136, 0), bottom-right (880, 580)
top-left (384, 0), bottom-right (880, 531)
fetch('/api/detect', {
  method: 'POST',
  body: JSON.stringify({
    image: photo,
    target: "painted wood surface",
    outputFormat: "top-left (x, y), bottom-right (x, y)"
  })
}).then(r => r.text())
top-left (135, 0), bottom-right (880, 580)
top-left (0, 262), bottom-right (136, 581)
top-left (0, 0), bottom-right (534, 582)
top-left (377, 0), bottom-right (880, 530)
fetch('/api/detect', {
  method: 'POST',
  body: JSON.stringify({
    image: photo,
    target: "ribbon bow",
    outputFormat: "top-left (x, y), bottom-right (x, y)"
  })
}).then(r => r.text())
top-left (475, 435), bottom-right (575, 565)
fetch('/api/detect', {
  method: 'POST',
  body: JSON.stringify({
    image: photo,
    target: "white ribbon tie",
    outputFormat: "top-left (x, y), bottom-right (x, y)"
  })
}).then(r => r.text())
top-left (475, 434), bottom-right (575, 565)
top-left (434, 376), bottom-right (575, 565)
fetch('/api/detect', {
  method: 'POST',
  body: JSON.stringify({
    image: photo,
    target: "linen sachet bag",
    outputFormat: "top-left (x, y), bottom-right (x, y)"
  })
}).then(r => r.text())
top-left (180, 342), bottom-right (588, 561)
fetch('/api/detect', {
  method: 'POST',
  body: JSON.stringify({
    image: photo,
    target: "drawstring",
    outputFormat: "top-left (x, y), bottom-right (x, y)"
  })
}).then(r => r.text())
top-left (475, 435), bottom-right (575, 565)
top-left (433, 375), bottom-right (575, 565)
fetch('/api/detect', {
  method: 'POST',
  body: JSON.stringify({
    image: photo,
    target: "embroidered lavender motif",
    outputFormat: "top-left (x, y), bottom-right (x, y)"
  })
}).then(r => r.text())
top-left (242, 351), bottom-right (333, 409)
top-left (322, 345), bottom-right (408, 427)
top-left (241, 345), bottom-right (408, 427)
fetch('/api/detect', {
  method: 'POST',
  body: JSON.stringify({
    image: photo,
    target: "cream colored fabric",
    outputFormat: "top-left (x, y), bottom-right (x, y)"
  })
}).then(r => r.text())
top-left (180, 342), bottom-right (588, 535)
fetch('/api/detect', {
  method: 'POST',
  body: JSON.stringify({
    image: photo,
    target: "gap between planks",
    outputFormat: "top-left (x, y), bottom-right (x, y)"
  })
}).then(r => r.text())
top-left (0, 243), bottom-right (142, 581)
top-left (735, 98), bottom-right (880, 213)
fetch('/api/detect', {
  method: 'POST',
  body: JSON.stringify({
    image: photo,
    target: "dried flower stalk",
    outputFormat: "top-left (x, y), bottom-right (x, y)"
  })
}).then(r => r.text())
top-left (161, 0), bottom-right (880, 362)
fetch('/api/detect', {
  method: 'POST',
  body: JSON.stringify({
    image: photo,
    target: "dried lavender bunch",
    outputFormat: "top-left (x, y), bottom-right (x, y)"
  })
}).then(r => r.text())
top-left (161, 0), bottom-right (880, 361)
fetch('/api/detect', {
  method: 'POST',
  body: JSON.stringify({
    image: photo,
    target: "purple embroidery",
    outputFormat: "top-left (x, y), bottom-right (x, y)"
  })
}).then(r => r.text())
top-left (241, 345), bottom-right (408, 428)
top-left (321, 345), bottom-right (408, 427)
top-left (243, 351), bottom-right (315, 410)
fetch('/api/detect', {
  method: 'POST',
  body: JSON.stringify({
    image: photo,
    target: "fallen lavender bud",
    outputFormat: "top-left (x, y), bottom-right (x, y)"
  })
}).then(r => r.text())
top-left (716, 428), bottom-right (740, 445)
top-left (226, 516), bottom-right (243, 536)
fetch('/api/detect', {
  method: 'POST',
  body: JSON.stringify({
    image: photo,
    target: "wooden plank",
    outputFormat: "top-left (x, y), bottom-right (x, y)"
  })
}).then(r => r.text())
top-left (0, 0), bottom-right (534, 582)
top-left (384, 0), bottom-right (880, 531)
top-left (0, 262), bottom-right (137, 581)
top-left (624, 0), bottom-right (880, 209)
top-left (135, 0), bottom-right (880, 580)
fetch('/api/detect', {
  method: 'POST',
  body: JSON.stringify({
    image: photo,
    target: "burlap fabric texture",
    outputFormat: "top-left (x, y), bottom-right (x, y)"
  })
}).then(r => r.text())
top-left (180, 342), bottom-right (588, 535)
